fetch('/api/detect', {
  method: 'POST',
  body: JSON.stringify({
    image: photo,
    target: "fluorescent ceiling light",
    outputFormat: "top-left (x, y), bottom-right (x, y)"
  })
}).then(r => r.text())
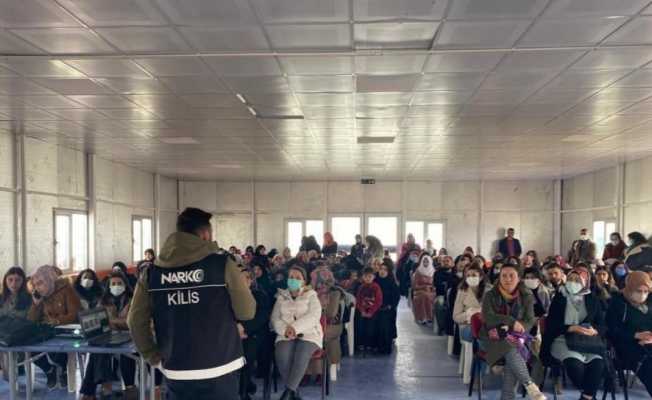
top-left (357, 136), bottom-right (395, 144)
top-left (236, 93), bottom-right (247, 104)
top-left (247, 106), bottom-right (257, 116)
top-left (160, 137), bottom-right (199, 144)
top-left (212, 164), bottom-right (242, 169)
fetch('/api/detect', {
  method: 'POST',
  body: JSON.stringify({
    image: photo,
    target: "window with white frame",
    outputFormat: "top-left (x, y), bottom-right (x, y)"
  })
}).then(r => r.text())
top-left (405, 220), bottom-right (445, 251)
top-left (54, 210), bottom-right (88, 272)
top-left (133, 216), bottom-right (153, 262)
top-left (366, 215), bottom-right (399, 260)
top-left (286, 219), bottom-right (324, 256)
top-left (593, 220), bottom-right (616, 259)
top-left (329, 216), bottom-right (362, 252)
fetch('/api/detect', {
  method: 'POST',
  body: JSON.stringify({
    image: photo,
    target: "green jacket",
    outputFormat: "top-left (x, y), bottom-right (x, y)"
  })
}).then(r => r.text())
top-left (127, 232), bottom-right (256, 363)
top-left (479, 284), bottom-right (535, 366)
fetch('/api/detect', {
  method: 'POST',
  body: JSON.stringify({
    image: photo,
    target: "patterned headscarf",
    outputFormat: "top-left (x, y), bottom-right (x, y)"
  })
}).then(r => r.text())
top-left (311, 267), bottom-right (335, 307)
top-left (31, 265), bottom-right (59, 297)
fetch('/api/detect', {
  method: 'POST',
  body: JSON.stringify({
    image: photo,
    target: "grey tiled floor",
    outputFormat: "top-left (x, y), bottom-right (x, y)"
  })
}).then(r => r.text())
top-left (1, 302), bottom-right (649, 399)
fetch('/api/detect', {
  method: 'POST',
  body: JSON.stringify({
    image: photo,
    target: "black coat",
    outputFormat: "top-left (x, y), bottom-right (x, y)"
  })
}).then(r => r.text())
top-left (606, 292), bottom-right (652, 369)
top-left (625, 244), bottom-right (652, 272)
top-left (433, 269), bottom-right (453, 297)
top-left (498, 237), bottom-right (522, 257)
top-left (322, 242), bottom-right (338, 257)
top-left (541, 291), bottom-right (605, 366)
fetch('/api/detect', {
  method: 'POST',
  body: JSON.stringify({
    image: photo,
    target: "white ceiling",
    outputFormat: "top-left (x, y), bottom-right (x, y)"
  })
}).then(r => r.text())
top-left (2, 0), bottom-right (652, 181)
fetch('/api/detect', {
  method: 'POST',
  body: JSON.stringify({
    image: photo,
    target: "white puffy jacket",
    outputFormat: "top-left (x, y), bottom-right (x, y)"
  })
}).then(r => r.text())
top-left (271, 288), bottom-right (323, 348)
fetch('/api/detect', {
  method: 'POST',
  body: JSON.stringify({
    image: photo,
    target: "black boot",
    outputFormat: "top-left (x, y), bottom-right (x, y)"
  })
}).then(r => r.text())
top-left (279, 388), bottom-right (296, 400)
top-left (45, 368), bottom-right (57, 390)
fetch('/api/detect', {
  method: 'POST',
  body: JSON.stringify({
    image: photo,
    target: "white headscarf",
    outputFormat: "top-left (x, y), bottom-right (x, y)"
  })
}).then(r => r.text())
top-left (416, 255), bottom-right (435, 278)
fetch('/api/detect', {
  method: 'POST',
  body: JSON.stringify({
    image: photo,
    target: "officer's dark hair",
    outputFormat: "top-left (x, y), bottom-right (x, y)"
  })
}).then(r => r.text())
top-left (177, 207), bottom-right (212, 235)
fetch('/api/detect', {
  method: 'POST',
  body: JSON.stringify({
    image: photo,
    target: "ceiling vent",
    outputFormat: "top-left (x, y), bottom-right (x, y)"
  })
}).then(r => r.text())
top-left (356, 136), bottom-right (395, 144)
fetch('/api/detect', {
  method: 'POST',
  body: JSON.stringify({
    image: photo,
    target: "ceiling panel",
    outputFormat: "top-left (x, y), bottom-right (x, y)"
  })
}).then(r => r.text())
top-left (0, 59), bottom-right (84, 77)
top-left (436, 20), bottom-right (531, 49)
top-left (356, 74), bottom-right (419, 92)
top-left (95, 77), bottom-right (170, 94)
top-left (158, 76), bottom-right (228, 94)
top-left (65, 59), bottom-right (150, 78)
top-left (266, 24), bottom-right (351, 50)
top-left (226, 76), bottom-right (290, 93)
top-left (279, 56), bottom-right (353, 75)
top-left (0, 78), bottom-right (55, 95)
top-left (251, 0), bottom-right (349, 23)
top-left (135, 57), bottom-right (212, 76)
top-left (32, 78), bottom-right (114, 95)
top-left (156, 0), bottom-right (257, 26)
top-left (416, 72), bottom-right (485, 91)
top-left (10, 28), bottom-right (116, 54)
top-left (354, 22), bottom-right (438, 49)
top-left (542, 0), bottom-right (649, 18)
top-left (353, 0), bottom-right (447, 21)
top-left (0, 0), bottom-right (81, 28)
top-left (0, 30), bottom-right (46, 53)
top-left (572, 48), bottom-right (652, 70)
top-left (288, 75), bottom-right (353, 92)
top-left (447, 0), bottom-right (548, 19)
top-left (96, 27), bottom-right (191, 53)
top-left (204, 56), bottom-right (282, 76)
top-left (355, 55), bottom-right (427, 74)
top-left (425, 52), bottom-right (505, 72)
top-left (58, 0), bottom-right (167, 26)
top-left (179, 26), bottom-right (270, 52)
top-left (518, 17), bottom-right (626, 47)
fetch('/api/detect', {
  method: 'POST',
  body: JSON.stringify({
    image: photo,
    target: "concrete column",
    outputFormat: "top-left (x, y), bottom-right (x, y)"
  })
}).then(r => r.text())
top-left (478, 180), bottom-right (484, 256)
top-left (615, 163), bottom-right (625, 234)
top-left (251, 180), bottom-right (257, 245)
top-left (87, 154), bottom-right (96, 268)
top-left (154, 174), bottom-right (161, 252)
top-left (18, 134), bottom-right (27, 269)
top-left (553, 179), bottom-right (562, 255)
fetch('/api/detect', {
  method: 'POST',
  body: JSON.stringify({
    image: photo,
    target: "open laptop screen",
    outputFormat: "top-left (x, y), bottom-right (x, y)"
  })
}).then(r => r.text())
top-left (79, 308), bottom-right (109, 337)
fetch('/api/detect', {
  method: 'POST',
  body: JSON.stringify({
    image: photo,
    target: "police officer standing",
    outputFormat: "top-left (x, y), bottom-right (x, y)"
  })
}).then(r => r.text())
top-left (128, 207), bottom-right (255, 400)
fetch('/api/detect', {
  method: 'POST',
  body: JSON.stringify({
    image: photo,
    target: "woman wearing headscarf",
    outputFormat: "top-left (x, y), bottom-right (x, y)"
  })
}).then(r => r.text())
top-left (252, 245), bottom-right (271, 272)
top-left (606, 271), bottom-right (652, 396)
top-left (541, 264), bottom-right (606, 400)
top-left (282, 247), bottom-right (293, 262)
top-left (321, 232), bottom-right (338, 258)
top-left (411, 254), bottom-right (435, 325)
top-left (73, 268), bottom-right (104, 311)
top-left (376, 261), bottom-right (400, 354)
top-left (28, 265), bottom-right (81, 389)
top-left (112, 261), bottom-right (137, 289)
top-left (480, 263), bottom-right (545, 400)
top-left (307, 267), bottom-right (345, 383)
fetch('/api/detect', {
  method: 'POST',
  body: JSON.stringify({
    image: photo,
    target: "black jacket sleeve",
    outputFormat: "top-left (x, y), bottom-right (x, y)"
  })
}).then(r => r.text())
top-left (241, 290), bottom-right (271, 337)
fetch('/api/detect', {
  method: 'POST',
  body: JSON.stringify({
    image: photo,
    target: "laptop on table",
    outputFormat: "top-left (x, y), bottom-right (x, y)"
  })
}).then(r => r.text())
top-left (79, 308), bottom-right (132, 347)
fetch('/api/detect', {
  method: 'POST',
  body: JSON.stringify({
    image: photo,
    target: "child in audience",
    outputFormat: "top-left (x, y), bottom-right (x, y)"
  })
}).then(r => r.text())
top-left (376, 262), bottom-right (400, 354)
top-left (355, 267), bottom-right (383, 352)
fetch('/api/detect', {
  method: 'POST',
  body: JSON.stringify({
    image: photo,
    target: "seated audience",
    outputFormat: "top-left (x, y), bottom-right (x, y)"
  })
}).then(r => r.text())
top-left (28, 265), bottom-right (81, 389)
top-left (606, 271), bottom-right (652, 396)
top-left (73, 269), bottom-right (104, 311)
top-left (321, 232), bottom-right (338, 257)
top-left (453, 261), bottom-right (490, 342)
top-left (112, 261), bottom-right (137, 289)
top-left (376, 262), bottom-right (400, 354)
top-left (624, 231), bottom-right (652, 271)
top-left (80, 271), bottom-right (136, 400)
top-left (434, 255), bottom-right (454, 335)
top-left (523, 267), bottom-right (551, 331)
top-left (603, 232), bottom-right (626, 263)
top-left (355, 267), bottom-right (383, 351)
top-left (271, 266), bottom-right (323, 400)
top-left (544, 263), bottom-right (566, 295)
top-left (238, 269), bottom-right (271, 400)
top-left (541, 265), bottom-right (606, 400)
top-left (611, 261), bottom-right (629, 290)
top-left (412, 255), bottom-right (435, 325)
top-left (0, 266), bottom-right (32, 381)
top-left (252, 245), bottom-right (271, 272)
top-left (143, 248), bottom-right (156, 263)
top-left (480, 263), bottom-right (545, 400)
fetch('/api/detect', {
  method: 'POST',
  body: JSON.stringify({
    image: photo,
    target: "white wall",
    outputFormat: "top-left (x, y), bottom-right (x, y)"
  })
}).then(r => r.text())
top-left (180, 180), bottom-right (556, 258)
top-left (561, 154), bottom-right (652, 257)
top-left (0, 132), bottom-right (177, 276)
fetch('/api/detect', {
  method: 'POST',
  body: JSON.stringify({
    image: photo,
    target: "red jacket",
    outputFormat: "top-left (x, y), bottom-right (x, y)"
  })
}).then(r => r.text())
top-left (355, 282), bottom-right (383, 317)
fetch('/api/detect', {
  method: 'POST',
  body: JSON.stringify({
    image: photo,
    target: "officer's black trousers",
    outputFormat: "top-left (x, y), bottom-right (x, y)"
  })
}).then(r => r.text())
top-left (166, 370), bottom-right (239, 400)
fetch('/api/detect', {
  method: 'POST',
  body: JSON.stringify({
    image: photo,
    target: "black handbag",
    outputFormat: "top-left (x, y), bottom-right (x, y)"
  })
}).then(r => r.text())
top-left (565, 332), bottom-right (606, 355)
top-left (0, 316), bottom-right (55, 347)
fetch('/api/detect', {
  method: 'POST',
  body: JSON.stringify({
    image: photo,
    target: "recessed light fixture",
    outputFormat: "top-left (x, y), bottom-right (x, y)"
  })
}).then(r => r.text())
top-left (357, 136), bottom-right (395, 144)
top-left (236, 93), bottom-right (247, 104)
top-left (247, 106), bottom-right (257, 117)
top-left (160, 137), bottom-right (199, 144)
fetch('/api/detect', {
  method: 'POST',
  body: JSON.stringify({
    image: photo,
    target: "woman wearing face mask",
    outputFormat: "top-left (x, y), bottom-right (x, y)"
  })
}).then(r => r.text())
top-left (602, 233), bottom-right (626, 264)
top-left (541, 265), bottom-right (606, 400)
top-left (74, 269), bottom-right (104, 311)
top-left (112, 261), bottom-right (137, 290)
top-left (28, 265), bottom-right (81, 389)
top-left (522, 268), bottom-right (550, 334)
top-left (80, 272), bottom-right (137, 400)
top-left (453, 262), bottom-right (491, 343)
top-left (412, 254), bottom-right (436, 325)
top-left (610, 261), bottom-right (629, 290)
top-left (606, 271), bottom-right (652, 396)
top-left (271, 266), bottom-right (323, 400)
top-left (480, 264), bottom-right (545, 400)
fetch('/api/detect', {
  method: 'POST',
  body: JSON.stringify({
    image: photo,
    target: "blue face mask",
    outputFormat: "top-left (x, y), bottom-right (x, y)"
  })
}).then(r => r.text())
top-left (287, 278), bottom-right (303, 292)
top-left (614, 267), bottom-right (627, 277)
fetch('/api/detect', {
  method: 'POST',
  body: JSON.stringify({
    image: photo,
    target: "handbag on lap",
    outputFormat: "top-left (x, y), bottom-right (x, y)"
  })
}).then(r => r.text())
top-left (564, 332), bottom-right (606, 355)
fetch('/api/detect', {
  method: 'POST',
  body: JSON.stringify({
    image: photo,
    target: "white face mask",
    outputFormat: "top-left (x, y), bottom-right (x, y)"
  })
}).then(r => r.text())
top-left (631, 291), bottom-right (649, 304)
top-left (580, 234), bottom-right (589, 240)
top-left (466, 276), bottom-right (480, 287)
top-left (524, 278), bottom-right (540, 290)
top-left (110, 285), bottom-right (125, 297)
top-left (80, 278), bottom-right (94, 289)
top-left (566, 281), bottom-right (583, 295)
